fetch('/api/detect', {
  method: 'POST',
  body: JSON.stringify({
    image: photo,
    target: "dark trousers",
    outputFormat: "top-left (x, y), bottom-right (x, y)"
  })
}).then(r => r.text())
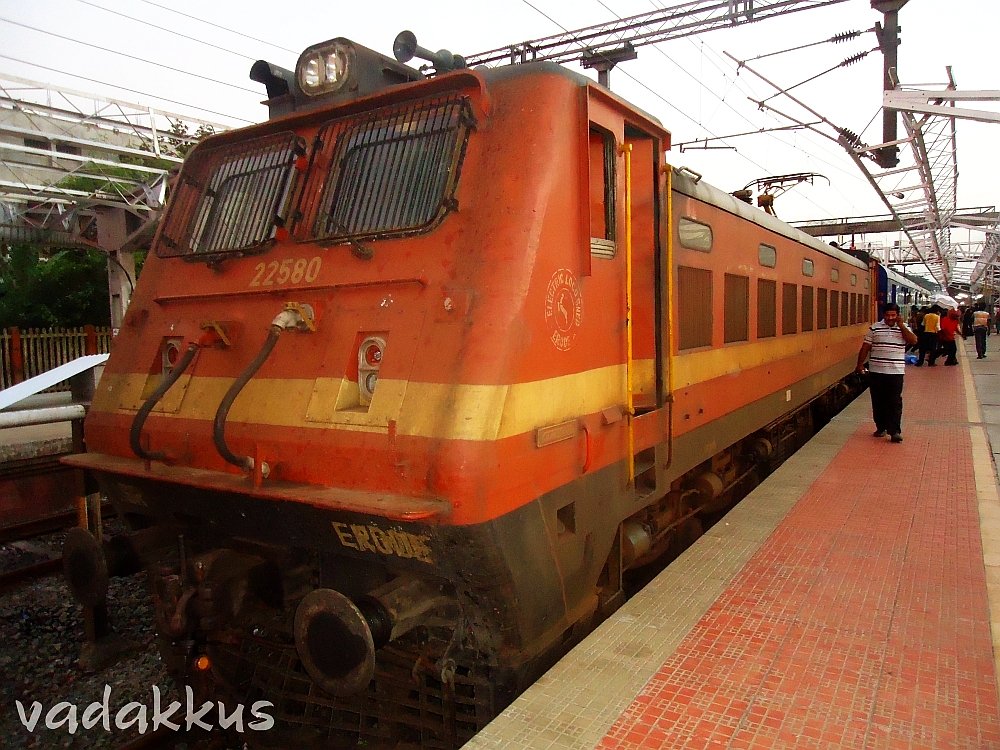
top-left (928, 337), bottom-right (957, 365)
top-left (868, 372), bottom-right (904, 435)
top-left (975, 327), bottom-right (988, 357)
top-left (917, 331), bottom-right (938, 364)
top-left (937, 339), bottom-right (958, 365)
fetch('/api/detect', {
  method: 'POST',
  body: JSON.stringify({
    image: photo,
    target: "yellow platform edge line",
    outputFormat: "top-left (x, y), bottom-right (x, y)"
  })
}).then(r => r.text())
top-left (961, 341), bottom-right (1000, 701)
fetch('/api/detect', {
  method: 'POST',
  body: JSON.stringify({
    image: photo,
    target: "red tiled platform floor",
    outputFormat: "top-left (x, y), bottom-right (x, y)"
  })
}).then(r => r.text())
top-left (600, 364), bottom-right (1000, 749)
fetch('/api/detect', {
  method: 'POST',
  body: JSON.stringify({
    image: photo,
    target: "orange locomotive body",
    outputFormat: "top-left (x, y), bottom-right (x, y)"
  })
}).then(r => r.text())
top-left (65, 36), bottom-right (871, 746)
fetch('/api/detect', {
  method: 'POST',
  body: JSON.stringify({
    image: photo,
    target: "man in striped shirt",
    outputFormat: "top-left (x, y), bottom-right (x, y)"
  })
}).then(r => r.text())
top-left (855, 303), bottom-right (918, 443)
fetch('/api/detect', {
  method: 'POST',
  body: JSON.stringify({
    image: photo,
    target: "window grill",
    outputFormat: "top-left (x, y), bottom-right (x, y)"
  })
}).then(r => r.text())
top-left (677, 266), bottom-right (713, 350)
top-left (309, 96), bottom-right (473, 242)
top-left (802, 286), bottom-right (814, 332)
top-left (782, 283), bottom-right (798, 334)
top-left (757, 279), bottom-right (776, 338)
top-left (157, 132), bottom-right (304, 258)
top-left (157, 133), bottom-right (304, 256)
top-left (724, 274), bottom-right (749, 343)
top-left (817, 288), bottom-right (828, 329)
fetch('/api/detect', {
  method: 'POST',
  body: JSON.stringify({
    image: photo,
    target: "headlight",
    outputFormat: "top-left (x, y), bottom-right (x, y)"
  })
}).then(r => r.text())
top-left (297, 42), bottom-right (352, 96)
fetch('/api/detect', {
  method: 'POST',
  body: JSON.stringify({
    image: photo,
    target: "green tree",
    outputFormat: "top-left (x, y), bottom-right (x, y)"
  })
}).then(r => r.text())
top-left (164, 120), bottom-right (215, 158)
top-left (0, 122), bottom-right (213, 328)
top-left (0, 245), bottom-right (111, 328)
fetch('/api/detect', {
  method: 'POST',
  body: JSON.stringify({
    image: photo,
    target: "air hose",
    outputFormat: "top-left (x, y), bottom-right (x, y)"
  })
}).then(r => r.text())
top-left (212, 325), bottom-right (281, 471)
top-left (212, 305), bottom-right (313, 472)
top-left (129, 343), bottom-right (199, 462)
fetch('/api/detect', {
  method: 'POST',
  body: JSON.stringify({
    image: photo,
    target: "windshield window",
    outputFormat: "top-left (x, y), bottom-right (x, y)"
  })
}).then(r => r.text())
top-left (309, 96), bottom-right (473, 242)
top-left (157, 132), bottom-right (303, 258)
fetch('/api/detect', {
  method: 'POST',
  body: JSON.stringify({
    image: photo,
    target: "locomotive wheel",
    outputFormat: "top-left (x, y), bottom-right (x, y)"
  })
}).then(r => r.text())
top-left (62, 527), bottom-right (109, 607)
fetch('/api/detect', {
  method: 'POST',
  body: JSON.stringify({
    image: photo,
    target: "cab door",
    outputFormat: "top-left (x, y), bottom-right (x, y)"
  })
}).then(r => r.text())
top-left (584, 88), bottom-right (665, 413)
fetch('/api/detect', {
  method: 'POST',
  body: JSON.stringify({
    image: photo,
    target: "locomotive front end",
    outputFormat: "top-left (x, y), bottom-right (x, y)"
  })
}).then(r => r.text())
top-left (63, 35), bottom-right (615, 747)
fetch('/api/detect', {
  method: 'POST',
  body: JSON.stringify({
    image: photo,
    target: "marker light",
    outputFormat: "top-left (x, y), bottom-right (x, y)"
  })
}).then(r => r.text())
top-left (297, 42), bottom-right (352, 96)
top-left (357, 335), bottom-right (386, 407)
top-left (363, 342), bottom-right (382, 366)
top-left (194, 655), bottom-right (212, 672)
top-left (162, 338), bottom-right (184, 376)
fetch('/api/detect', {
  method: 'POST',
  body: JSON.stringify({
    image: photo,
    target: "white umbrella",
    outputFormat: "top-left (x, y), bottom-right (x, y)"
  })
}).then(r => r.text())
top-left (931, 293), bottom-right (958, 310)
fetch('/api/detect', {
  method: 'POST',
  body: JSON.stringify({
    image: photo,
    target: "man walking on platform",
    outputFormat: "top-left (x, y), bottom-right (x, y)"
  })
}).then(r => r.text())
top-left (855, 303), bottom-right (918, 443)
top-left (973, 305), bottom-right (991, 359)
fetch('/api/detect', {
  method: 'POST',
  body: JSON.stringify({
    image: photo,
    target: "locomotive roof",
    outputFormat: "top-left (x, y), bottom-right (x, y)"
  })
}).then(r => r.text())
top-left (671, 167), bottom-right (868, 271)
top-left (480, 61), bottom-right (668, 135)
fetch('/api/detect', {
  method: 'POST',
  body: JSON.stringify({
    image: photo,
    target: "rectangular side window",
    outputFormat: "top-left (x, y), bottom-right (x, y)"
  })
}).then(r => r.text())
top-left (677, 266), bottom-right (713, 350)
top-left (724, 273), bottom-right (750, 343)
top-left (758, 243), bottom-right (777, 268)
top-left (830, 290), bottom-right (840, 328)
top-left (802, 286), bottom-right (814, 332)
top-left (850, 293), bottom-right (858, 324)
top-left (840, 291), bottom-right (849, 326)
top-left (782, 283), bottom-right (798, 335)
top-left (589, 126), bottom-right (617, 258)
top-left (678, 217), bottom-right (713, 252)
top-left (757, 279), bottom-right (777, 338)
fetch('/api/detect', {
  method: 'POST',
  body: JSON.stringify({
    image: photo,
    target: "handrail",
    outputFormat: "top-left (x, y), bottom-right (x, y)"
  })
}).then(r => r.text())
top-left (622, 142), bottom-right (635, 486)
top-left (666, 164), bottom-right (675, 399)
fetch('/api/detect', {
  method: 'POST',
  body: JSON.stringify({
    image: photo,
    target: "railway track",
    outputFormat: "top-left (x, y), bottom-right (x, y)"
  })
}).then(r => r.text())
top-left (0, 555), bottom-right (62, 594)
top-left (0, 506), bottom-right (114, 596)
top-left (0, 509), bottom-right (81, 545)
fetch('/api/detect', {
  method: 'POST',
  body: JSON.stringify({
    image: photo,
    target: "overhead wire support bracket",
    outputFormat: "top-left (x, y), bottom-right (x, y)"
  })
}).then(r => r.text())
top-left (464, 0), bottom-right (853, 69)
top-left (759, 48), bottom-right (877, 104)
top-left (726, 52), bottom-right (952, 287)
top-left (674, 122), bottom-right (821, 151)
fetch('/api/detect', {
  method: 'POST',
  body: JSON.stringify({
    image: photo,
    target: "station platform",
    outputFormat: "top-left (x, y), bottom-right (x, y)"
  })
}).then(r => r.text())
top-left (467, 338), bottom-right (1000, 749)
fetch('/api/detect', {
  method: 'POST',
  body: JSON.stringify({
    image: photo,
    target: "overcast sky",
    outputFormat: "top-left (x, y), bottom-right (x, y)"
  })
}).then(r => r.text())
top-left (1, 0), bottom-right (996, 278)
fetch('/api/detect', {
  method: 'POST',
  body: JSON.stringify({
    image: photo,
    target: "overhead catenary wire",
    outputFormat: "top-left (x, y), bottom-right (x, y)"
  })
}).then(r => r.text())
top-left (623, 0), bottom-right (879, 210)
top-left (760, 48), bottom-right (878, 104)
top-left (743, 28), bottom-right (870, 63)
top-left (582, 0), bottom-right (869, 217)
top-left (135, 0), bottom-right (300, 56)
top-left (0, 16), bottom-right (262, 96)
top-left (0, 54), bottom-right (254, 125)
top-left (651, 2), bottom-right (880, 196)
top-left (2, 0), bottom-right (928, 231)
top-left (73, 0), bottom-right (261, 63)
top-left (516, 0), bottom-right (736, 146)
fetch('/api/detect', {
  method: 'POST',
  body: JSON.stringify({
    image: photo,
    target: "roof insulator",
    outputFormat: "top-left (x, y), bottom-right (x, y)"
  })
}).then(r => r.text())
top-left (840, 51), bottom-right (871, 68)
top-left (831, 30), bottom-right (862, 44)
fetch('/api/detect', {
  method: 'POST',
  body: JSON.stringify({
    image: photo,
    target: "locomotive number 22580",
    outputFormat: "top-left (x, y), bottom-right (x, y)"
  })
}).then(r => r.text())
top-left (250, 257), bottom-right (322, 287)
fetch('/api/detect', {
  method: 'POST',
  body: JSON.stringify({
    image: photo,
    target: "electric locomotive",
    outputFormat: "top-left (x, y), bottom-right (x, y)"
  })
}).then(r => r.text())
top-left (64, 33), bottom-right (871, 747)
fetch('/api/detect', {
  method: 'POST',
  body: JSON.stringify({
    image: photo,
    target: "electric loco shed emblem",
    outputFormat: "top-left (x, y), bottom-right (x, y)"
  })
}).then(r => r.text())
top-left (544, 269), bottom-right (584, 351)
